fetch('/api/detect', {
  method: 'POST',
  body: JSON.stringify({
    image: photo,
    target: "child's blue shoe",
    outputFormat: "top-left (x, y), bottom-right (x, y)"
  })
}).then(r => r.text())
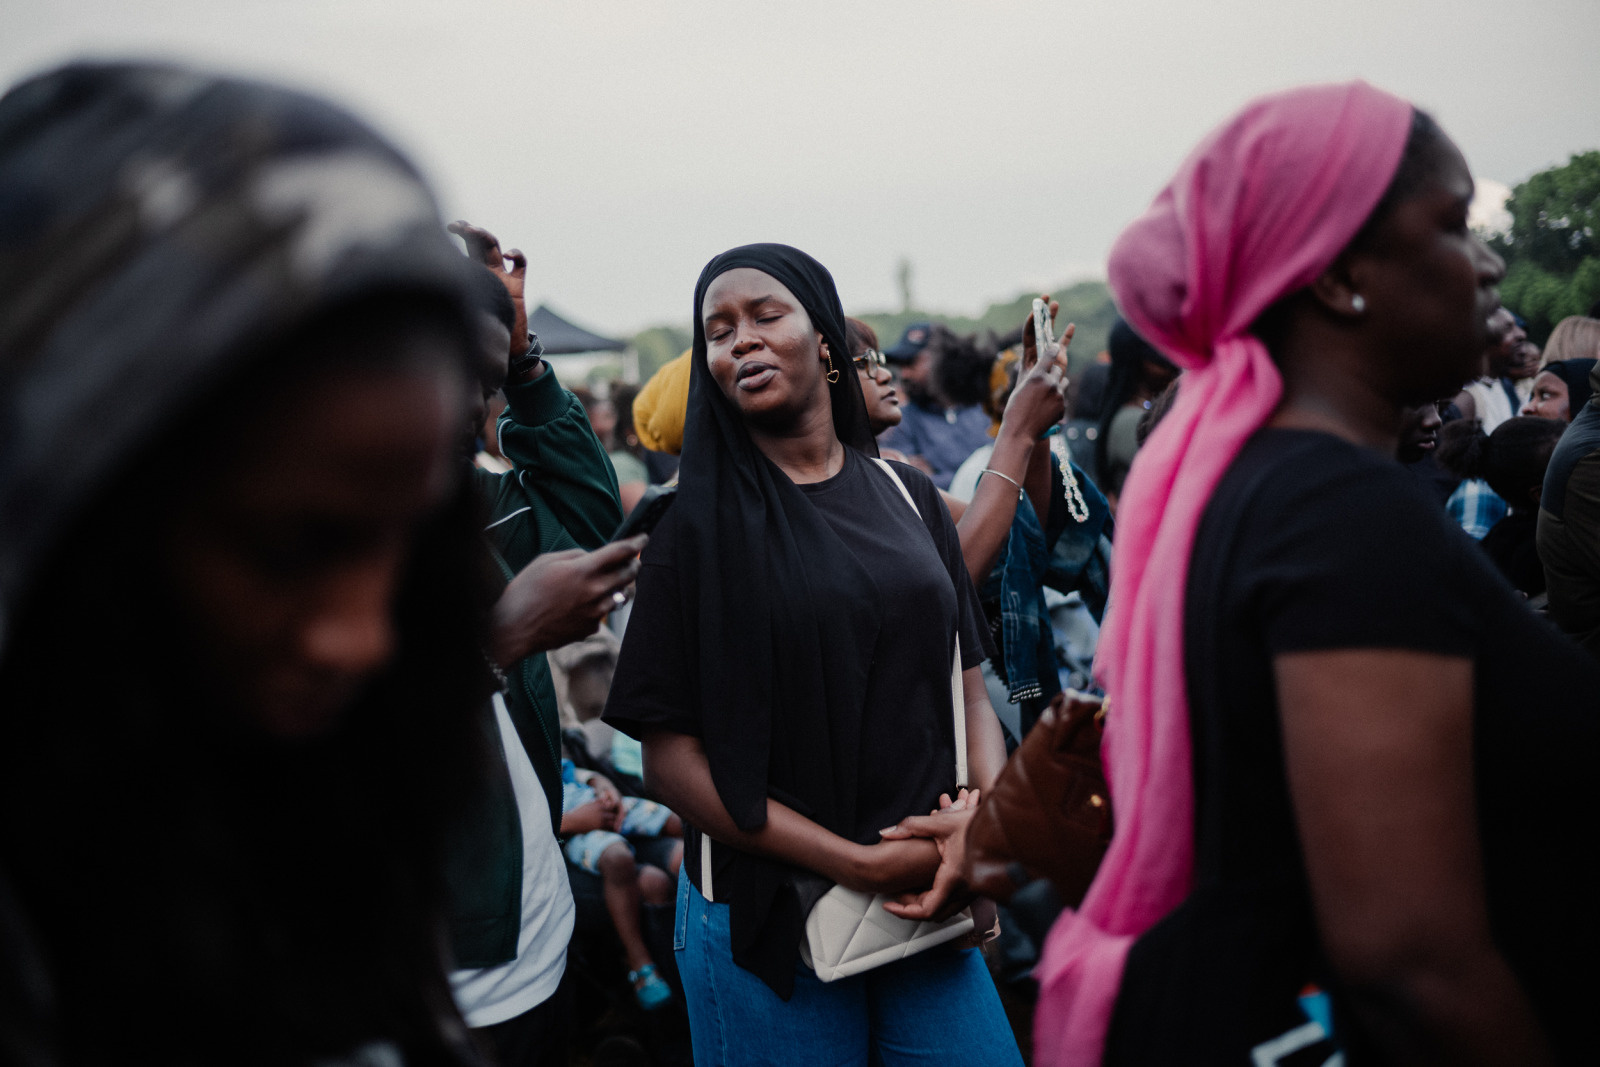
top-left (628, 963), bottom-right (672, 1010)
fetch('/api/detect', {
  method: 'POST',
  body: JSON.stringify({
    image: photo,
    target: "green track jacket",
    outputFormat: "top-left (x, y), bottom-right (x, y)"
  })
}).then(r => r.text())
top-left (448, 363), bottom-right (623, 968)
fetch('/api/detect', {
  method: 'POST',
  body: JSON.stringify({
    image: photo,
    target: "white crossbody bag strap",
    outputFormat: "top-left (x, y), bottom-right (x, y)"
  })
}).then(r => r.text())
top-left (871, 458), bottom-right (967, 788)
top-left (700, 830), bottom-right (713, 900)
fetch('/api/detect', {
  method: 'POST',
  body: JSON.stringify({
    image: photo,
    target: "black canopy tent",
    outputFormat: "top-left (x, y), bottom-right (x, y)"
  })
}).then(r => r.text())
top-left (528, 304), bottom-right (626, 355)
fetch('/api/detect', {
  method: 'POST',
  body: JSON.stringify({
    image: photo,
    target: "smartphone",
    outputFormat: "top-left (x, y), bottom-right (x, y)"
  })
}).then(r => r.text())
top-left (1032, 297), bottom-right (1056, 358)
top-left (1033, 298), bottom-right (1067, 438)
top-left (611, 483), bottom-right (677, 542)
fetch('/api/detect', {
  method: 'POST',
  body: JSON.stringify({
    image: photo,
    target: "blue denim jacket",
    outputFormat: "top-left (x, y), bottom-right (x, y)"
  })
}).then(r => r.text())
top-left (981, 455), bottom-right (1111, 706)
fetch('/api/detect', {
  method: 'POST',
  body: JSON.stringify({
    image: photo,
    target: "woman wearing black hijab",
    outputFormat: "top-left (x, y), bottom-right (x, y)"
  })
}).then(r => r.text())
top-left (604, 245), bottom-right (1020, 1065)
top-left (1520, 358), bottom-right (1597, 423)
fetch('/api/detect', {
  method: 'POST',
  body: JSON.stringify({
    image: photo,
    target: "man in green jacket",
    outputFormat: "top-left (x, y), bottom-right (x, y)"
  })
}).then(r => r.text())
top-left (444, 224), bottom-right (642, 1065)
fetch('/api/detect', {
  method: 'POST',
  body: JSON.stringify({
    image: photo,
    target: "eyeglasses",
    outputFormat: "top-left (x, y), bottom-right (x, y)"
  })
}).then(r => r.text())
top-left (852, 348), bottom-right (886, 374)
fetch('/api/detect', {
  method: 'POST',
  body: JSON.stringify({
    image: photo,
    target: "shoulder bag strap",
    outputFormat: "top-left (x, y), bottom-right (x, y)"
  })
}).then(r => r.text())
top-left (870, 458), bottom-right (968, 788)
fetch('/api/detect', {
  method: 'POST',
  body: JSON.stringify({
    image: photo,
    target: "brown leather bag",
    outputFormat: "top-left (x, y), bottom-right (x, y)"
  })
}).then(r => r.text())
top-left (965, 691), bottom-right (1112, 907)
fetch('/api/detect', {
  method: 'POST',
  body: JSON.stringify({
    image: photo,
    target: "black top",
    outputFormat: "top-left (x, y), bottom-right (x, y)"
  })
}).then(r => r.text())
top-left (611, 242), bottom-right (913, 999)
top-left (1539, 389), bottom-right (1600, 656)
top-left (606, 451), bottom-right (988, 991)
top-left (1402, 452), bottom-right (1460, 506)
top-left (1480, 510), bottom-right (1545, 598)
top-left (1123, 429), bottom-right (1600, 1061)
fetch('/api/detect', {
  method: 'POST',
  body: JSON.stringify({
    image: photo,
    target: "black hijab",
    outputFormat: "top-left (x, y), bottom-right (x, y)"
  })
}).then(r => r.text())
top-left (1545, 358), bottom-right (1598, 418)
top-left (675, 243), bottom-right (883, 996)
top-left (1096, 316), bottom-right (1175, 481)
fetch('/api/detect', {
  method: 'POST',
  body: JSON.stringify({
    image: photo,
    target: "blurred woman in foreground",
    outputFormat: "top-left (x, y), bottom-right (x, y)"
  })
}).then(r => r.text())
top-left (0, 63), bottom-right (493, 1065)
top-left (1031, 83), bottom-right (1600, 1064)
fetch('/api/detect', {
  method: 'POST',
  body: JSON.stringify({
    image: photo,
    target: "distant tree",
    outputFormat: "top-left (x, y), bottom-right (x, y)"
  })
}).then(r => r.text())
top-left (1487, 150), bottom-right (1600, 343)
top-left (896, 257), bottom-right (914, 314)
top-left (629, 324), bottom-right (692, 382)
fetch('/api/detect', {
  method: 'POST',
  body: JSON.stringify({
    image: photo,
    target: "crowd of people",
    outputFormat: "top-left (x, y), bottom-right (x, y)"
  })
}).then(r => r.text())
top-left (2, 59), bottom-right (1598, 1067)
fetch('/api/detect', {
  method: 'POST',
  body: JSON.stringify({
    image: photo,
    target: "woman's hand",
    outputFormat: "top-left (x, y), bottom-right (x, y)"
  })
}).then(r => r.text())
top-left (1004, 295), bottom-right (1074, 442)
top-left (936, 787), bottom-right (979, 813)
top-left (1020, 295), bottom-right (1059, 376)
top-left (876, 797), bottom-right (980, 921)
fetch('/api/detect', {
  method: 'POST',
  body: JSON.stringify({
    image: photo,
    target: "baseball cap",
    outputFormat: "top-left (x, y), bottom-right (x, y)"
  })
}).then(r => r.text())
top-left (884, 322), bottom-right (934, 363)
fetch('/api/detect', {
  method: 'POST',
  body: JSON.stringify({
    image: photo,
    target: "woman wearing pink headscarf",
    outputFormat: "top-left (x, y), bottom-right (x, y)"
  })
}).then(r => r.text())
top-left (1028, 83), bottom-right (1600, 1064)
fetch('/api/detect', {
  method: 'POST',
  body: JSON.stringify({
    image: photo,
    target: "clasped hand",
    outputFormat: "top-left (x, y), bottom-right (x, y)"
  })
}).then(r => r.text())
top-left (870, 788), bottom-right (981, 921)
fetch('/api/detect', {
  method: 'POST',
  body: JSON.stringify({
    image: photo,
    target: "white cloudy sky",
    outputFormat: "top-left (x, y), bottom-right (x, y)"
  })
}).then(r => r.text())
top-left (5, 0), bottom-right (1598, 335)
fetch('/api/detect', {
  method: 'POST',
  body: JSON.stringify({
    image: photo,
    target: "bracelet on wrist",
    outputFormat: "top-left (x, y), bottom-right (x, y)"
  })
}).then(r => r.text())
top-left (979, 467), bottom-right (1025, 500)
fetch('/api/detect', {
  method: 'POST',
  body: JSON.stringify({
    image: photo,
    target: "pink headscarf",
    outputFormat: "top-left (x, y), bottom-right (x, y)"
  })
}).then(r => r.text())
top-left (1033, 82), bottom-right (1415, 1065)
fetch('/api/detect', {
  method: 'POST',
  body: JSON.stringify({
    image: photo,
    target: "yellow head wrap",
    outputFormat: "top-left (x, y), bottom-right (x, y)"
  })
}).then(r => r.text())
top-left (632, 349), bottom-right (692, 455)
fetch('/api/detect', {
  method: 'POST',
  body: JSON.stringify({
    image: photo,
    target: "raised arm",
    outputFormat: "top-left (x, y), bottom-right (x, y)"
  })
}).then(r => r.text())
top-left (954, 299), bottom-right (1071, 583)
top-left (496, 364), bottom-right (624, 549)
top-left (452, 219), bottom-right (623, 549)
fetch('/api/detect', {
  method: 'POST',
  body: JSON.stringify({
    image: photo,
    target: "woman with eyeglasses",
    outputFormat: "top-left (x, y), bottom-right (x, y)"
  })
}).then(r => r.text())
top-left (846, 317), bottom-right (903, 437)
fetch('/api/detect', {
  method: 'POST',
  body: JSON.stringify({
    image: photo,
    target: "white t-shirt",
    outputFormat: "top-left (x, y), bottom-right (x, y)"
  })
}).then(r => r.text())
top-left (1465, 377), bottom-right (1516, 434)
top-left (948, 443), bottom-right (995, 504)
top-left (449, 692), bottom-right (575, 1028)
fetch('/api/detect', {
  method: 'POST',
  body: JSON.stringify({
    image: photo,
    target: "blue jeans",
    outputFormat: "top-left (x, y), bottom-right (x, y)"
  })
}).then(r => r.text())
top-left (674, 869), bottom-right (1023, 1067)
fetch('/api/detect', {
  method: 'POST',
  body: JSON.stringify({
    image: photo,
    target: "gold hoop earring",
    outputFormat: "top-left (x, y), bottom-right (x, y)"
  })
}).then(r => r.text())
top-left (823, 344), bottom-right (840, 384)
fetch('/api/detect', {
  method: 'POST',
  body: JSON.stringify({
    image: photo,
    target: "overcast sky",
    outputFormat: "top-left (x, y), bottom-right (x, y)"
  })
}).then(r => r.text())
top-left (5, 0), bottom-right (1598, 335)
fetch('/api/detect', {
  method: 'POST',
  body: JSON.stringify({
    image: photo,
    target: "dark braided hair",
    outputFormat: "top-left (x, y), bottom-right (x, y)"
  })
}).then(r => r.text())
top-left (929, 324), bottom-right (997, 408)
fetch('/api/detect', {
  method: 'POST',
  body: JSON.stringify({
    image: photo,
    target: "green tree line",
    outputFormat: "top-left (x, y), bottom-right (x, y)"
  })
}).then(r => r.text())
top-left (1488, 150), bottom-right (1600, 344)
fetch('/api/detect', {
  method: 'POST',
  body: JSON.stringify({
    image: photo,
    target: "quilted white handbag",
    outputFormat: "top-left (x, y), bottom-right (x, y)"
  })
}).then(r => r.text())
top-left (795, 459), bottom-right (977, 981)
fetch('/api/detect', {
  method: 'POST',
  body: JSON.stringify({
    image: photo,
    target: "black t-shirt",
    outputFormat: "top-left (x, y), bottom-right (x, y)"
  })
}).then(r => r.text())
top-left (1481, 510), bottom-right (1544, 598)
top-left (607, 448), bottom-right (989, 850)
top-left (1140, 428), bottom-right (1600, 1059)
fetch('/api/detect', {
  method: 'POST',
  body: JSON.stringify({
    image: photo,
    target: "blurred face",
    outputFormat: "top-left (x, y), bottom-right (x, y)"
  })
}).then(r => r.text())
top-left (702, 268), bottom-right (830, 429)
top-left (895, 349), bottom-right (934, 403)
top-left (1485, 308), bottom-right (1525, 377)
top-left (1396, 399), bottom-right (1444, 462)
top-left (1347, 133), bottom-right (1505, 403)
top-left (585, 398), bottom-right (617, 445)
top-left (1509, 338), bottom-right (1542, 381)
top-left (167, 339), bottom-right (467, 739)
top-left (470, 311), bottom-right (511, 453)
top-left (566, 661), bottom-right (614, 723)
top-left (1521, 370), bottom-right (1571, 422)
